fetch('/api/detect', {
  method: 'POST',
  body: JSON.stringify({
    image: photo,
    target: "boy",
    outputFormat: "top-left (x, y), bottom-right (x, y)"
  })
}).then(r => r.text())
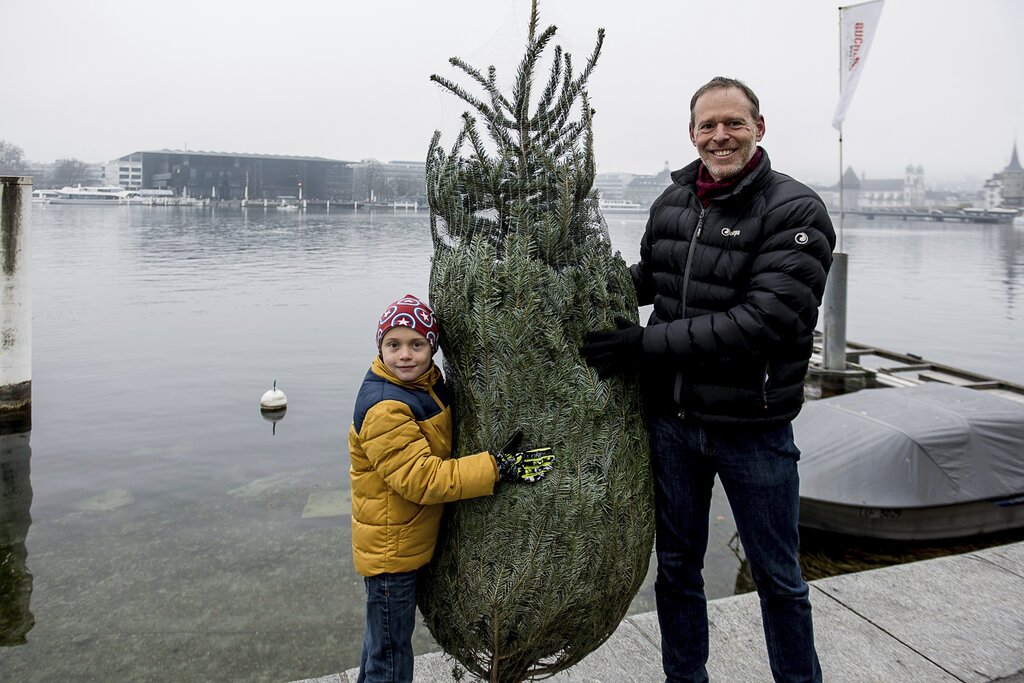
top-left (349, 294), bottom-right (554, 683)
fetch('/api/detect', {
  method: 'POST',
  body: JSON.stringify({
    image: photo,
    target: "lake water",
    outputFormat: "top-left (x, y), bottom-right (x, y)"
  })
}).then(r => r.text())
top-left (2, 205), bottom-right (1023, 681)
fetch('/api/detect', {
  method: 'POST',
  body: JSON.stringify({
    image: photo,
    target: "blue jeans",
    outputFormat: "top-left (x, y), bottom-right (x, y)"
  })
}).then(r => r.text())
top-left (650, 416), bottom-right (821, 683)
top-left (357, 571), bottom-right (418, 683)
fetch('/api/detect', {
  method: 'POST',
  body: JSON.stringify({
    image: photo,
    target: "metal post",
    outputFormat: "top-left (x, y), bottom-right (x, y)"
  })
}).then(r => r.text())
top-left (0, 177), bottom-right (32, 433)
top-left (823, 252), bottom-right (848, 371)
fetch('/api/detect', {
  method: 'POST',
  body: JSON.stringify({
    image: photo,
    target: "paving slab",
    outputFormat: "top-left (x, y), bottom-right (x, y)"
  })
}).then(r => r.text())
top-left (545, 617), bottom-right (662, 682)
top-left (814, 551), bottom-right (1024, 682)
top-left (810, 587), bottom-right (961, 681)
top-left (972, 543), bottom-right (1024, 579)
top-left (313, 542), bottom-right (1024, 683)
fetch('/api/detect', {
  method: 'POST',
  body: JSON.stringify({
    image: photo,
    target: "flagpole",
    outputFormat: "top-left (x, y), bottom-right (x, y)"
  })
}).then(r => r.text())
top-left (824, 4), bottom-right (849, 373)
top-left (824, 0), bottom-right (883, 380)
top-left (837, 5), bottom-right (844, 253)
top-left (838, 128), bottom-right (844, 251)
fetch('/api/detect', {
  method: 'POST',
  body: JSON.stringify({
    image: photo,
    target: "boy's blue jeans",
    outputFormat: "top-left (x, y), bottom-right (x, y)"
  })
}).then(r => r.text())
top-left (357, 570), bottom-right (418, 683)
top-left (649, 415), bottom-right (822, 683)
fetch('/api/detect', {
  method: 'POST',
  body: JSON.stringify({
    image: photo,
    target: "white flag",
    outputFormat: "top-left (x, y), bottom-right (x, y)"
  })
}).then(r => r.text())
top-left (832, 0), bottom-right (885, 130)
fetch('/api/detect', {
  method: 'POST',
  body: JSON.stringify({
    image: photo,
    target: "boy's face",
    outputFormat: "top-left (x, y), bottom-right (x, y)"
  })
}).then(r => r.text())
top-left (380, 326), bottom-right (433, 382)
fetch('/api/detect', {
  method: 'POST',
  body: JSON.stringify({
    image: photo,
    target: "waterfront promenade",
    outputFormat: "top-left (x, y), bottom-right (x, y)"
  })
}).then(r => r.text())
top-left (296, 540), bottom-right (1024, 682)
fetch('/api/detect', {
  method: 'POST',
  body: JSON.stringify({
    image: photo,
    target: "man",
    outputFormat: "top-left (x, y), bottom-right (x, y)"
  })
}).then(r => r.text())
top-left (582, 76), bottom-right (834, 682)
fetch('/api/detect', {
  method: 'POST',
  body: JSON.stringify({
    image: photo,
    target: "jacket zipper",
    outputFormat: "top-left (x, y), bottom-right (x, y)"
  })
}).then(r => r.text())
top-left (679, 207), bottom-right (707, 320)
top-left (761, 362), bottom-right (770, 412)
top-left (676, 207), bottom-right (707, 417)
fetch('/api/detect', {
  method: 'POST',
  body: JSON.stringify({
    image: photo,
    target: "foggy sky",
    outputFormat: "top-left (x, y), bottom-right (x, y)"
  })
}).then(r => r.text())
top-left (4, 0), bottom-right (1022, 187)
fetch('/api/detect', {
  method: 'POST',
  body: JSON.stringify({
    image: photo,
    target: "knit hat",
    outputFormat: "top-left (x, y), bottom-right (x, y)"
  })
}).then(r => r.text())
top-left (376, 294), bottom-right (439, 353)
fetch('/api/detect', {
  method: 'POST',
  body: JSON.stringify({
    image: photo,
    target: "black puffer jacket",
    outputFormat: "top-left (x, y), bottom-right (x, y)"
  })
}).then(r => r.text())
top-left (630, 150), bottom-right (835, 425)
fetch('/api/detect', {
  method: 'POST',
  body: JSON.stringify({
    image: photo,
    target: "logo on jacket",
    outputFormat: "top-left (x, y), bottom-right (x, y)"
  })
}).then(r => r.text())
top-left (794, 232), bottom-right (809, 245)
top-left (721, 228), bottom-right (740, 237)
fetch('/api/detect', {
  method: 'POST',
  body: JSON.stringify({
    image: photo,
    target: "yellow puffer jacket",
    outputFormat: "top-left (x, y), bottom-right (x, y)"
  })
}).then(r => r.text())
top-left (348, 356), bottom-right (497, 576)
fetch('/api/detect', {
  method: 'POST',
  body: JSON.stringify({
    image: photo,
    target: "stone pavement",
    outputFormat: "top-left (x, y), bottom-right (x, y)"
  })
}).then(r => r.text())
top-left (293, 541), bottom-right (1024, 682)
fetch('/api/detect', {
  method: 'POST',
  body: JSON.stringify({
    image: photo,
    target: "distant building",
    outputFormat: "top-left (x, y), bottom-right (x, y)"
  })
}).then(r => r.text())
top-left (105, 155), bottom-right (142, 190)
top-left (594, 172), bottom-right (634, 201)
top-left (105, 150), bottom-right (425, 203)
top-left (107, 149), bottom-right (360, 201)
top-left (624, 161), bottom-right (672, 207)
top-left (348, 159), bottom-right (427, 203)
top-left (902, 164), bottom-right (927, 207)
top-left (926, 188), bottom-right (981, 208)
top-left (858, 166), bottom-right (923, 209)
top-left (824, 164), bottom-right (928, 210)
top-left (983, 143), bottom-right (1024, 209)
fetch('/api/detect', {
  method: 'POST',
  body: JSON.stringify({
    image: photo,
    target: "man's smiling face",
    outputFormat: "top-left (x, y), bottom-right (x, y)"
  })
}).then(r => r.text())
top-left (689, 86), bottom-right (765, 181)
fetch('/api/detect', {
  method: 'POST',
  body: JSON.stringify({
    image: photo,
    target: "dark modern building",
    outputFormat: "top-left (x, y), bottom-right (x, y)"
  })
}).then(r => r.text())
top-left (111, 150), bottom-right (427, 203)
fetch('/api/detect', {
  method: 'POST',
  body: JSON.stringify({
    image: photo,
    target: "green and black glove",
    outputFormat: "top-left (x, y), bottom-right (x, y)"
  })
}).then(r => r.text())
top-left (494, 429), bottom-right (554, 483)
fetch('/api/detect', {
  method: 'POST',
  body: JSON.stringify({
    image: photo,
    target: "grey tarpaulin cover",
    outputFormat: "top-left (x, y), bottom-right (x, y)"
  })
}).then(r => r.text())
top-left (794, 383), bottom-right (1024, 508)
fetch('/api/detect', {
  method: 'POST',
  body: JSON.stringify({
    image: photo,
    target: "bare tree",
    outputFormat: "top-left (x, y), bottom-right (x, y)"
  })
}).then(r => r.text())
top-left (52, 158), bottom-right (90, 187)
top-left (0, 140), bottom-right (25, 175)
top-left (349, 159), bottom-right (394, 202)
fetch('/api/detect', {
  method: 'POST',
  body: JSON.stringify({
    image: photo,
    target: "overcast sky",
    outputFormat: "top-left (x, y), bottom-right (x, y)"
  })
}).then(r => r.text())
top-left (4, 0), bottom-right (1022, 187)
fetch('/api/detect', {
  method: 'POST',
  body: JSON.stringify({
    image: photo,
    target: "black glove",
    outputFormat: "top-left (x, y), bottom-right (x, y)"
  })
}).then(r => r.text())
top-left (581, 315), bottom-right (644, 379)
top-left (494, 429), bottom-right (555, 483)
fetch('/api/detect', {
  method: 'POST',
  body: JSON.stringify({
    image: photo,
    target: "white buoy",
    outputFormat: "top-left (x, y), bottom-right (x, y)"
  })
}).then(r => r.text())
top-left (260, 380), bottom-right (287, 411)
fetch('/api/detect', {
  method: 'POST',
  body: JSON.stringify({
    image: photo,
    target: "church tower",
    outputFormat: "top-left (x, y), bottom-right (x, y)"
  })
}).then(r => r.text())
top-left (1001, 142), bottom-right (1024, 207)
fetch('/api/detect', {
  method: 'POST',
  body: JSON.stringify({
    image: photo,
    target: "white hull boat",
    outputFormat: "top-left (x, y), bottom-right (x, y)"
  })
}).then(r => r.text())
top-left (48, 185), bottom-right (134, 205)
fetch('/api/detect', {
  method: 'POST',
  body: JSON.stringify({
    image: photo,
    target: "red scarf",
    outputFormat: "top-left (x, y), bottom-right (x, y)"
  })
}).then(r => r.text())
top-left (695, 148), bottom-right (763, 207)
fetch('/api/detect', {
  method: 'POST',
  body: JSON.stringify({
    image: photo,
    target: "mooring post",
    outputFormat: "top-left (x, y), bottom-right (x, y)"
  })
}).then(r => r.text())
top-left (0, 176), bottom-right (32, 433)
top-left (823, 251), bottom-right (848, 371)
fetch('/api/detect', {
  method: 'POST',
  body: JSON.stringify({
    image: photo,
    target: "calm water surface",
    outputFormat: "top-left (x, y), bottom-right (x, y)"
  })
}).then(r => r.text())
top-left (2, 206), bottom-right (1023, 680)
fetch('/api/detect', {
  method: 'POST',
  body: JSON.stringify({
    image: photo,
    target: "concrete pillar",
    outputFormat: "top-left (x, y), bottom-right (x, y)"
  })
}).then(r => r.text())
top-left (823, 251), bottom-right (848, 371)
top-left (0, 176), bottom-right (31, 433)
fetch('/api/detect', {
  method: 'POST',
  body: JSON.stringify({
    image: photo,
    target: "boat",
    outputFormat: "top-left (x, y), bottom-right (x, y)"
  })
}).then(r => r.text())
top-left (275, 195), bottom-right (299, 211)
top-left (133, 189), bottom-right (176, 205)
top-left (48, 185), bottom-right (136, 205)
top-left (598, 199), bottom-right (646, 213)
top-left (31, 189), bottom-right (61, 203)
top-left (794, 382), bottom-right (1024, 541)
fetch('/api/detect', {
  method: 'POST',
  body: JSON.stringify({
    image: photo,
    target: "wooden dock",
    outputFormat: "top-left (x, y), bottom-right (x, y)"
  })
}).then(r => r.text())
top-left (808, 336), bottom-right (1024, 405)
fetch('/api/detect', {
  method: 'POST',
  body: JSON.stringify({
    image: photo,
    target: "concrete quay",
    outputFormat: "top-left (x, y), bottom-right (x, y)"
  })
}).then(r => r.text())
top-left (296, 541), bottom-right (1024, 682)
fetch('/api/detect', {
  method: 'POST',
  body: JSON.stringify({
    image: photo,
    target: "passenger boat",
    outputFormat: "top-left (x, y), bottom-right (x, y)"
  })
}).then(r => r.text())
top-left (31, 189), bottom-right (61, 203)
top-left (795, 382), bottom-right (1024, 541)
top-left (49, 185), bottom-right (136, 205)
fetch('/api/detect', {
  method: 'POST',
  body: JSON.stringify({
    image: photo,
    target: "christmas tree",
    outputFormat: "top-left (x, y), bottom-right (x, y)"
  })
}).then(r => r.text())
top-left (418, 3), bottom-right (655, 681)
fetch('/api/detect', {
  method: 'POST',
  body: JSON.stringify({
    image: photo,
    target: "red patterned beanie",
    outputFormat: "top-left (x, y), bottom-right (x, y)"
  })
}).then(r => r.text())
top-left (376, 294), bottom-right (439, 353)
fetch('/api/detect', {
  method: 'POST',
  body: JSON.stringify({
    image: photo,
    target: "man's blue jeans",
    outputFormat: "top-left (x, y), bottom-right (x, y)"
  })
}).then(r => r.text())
top-left (357, 570), bottom-right (418, 683)
top-left (649, 415), bottom-right (822, 683)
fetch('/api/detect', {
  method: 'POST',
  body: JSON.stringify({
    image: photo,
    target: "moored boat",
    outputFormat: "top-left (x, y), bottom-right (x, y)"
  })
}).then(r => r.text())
top-left (49, 185), bottom-right (135, 205)
top-left (32, 189), bottom-right (62, 203)
top-left (795, 383), bottom-right (1024, 540)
